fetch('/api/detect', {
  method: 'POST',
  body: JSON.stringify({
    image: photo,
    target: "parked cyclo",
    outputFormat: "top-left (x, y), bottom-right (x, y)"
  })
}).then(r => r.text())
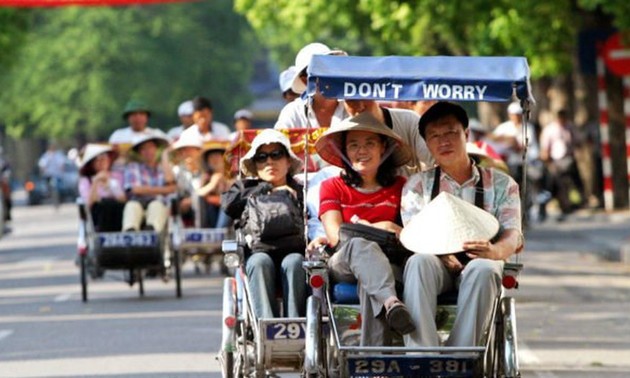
top-left (218, 55), bottom-right (531, 378)
top-left (76, 136), bottom-right (182, 301)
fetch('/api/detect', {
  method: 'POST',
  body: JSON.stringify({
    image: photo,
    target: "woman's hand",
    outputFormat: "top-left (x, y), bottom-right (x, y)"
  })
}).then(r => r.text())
top-left (307, 236), bottom-right (328, 257)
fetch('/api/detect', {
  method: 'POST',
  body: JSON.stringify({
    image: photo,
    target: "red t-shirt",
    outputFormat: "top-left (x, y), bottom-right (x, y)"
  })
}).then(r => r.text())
top-left (319, 176), bottom-right (406, 224)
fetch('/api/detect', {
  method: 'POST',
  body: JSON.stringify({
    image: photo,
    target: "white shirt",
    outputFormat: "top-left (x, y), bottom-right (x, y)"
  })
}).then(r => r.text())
top-left (492, 121), bottom-right (539, 165)
top-left (386, 108), bottom-right (435, 175)
top-left (108, 126), bottom-right (168, 144)
top-left (38, 150), bottom-right (67, 178)
top-left (179, 122), bottom-right (231, 142)
top-left (540, 121), bottom-right (573, 161)
top-left (274, 97), bottom-right (347, 129)
top-left (167, 125), bottom-right (184, 141)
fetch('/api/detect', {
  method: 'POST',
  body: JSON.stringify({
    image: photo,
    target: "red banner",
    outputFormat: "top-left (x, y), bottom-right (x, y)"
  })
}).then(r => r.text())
top-left (0, 0), bottom-right (193, 7)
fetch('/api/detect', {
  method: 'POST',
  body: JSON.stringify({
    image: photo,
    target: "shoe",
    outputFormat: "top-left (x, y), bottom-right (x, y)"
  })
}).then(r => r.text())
top-left (385, 301), bottom-right (416, 335)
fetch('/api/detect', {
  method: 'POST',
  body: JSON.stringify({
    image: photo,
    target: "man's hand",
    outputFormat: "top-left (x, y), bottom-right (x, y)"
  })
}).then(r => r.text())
top-left (462, 239), bottom-right (502, 260)
top-left (439, 254), bottom-right (464, 274)
top-left (307, 236), bottom-right (328, 257)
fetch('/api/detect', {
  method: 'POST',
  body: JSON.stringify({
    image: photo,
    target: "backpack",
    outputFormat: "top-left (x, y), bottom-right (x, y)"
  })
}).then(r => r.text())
top-left (242, 188), bottom-right (305, 252)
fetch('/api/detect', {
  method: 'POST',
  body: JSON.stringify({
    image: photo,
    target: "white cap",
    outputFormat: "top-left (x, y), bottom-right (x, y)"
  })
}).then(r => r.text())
top-left (131, 132), bottom-right (170, 151)
top-left (291, 42), bottom-right (333, 94)
top-left (279, 66), bottom-right (297, 93)
top-left (507, 101), bottom-right (523, 115)
top-left (234, 109), bottom-right (253, 120)
top-left (177, 100), bottom-right (194, 116)
top-left (400, 192), bottom-right (500, 255)
top-left (172, 128), bottom-right (203, 150)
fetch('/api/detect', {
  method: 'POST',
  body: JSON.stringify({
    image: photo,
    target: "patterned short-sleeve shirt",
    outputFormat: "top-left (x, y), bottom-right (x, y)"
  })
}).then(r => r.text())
top-left (401, 164), bottom-right (522, 234)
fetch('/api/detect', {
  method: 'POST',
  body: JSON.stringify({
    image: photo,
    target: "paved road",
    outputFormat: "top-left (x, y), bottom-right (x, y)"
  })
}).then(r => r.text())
top-left (0, 204), bottom-right (629, 377)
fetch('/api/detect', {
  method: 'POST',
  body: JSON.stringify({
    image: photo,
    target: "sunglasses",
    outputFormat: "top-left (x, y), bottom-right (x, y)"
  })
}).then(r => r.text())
top-left (253, 149), bottom-right (286, 164)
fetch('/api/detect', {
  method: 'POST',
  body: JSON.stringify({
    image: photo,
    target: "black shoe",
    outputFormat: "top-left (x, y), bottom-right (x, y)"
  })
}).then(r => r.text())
top-left (385, 302), bottom-right (416, 335)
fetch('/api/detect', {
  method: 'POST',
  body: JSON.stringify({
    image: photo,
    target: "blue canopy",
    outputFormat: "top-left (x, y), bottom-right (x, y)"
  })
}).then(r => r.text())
top-left (306, 55), bottom-right (534, 103)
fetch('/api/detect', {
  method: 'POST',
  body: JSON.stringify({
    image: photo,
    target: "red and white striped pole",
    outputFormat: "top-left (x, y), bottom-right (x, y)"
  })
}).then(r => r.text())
top-left (624, 76), bottom-right (630, 206)
top-left (596, 51), bottom-right (614, 210)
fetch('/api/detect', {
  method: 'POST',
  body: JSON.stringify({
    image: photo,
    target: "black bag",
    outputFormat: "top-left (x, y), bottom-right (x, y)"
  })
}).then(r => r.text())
top-left (338, 223), bottom-right (412, 265)
top-left (243, 189), bottom-right (304, 251)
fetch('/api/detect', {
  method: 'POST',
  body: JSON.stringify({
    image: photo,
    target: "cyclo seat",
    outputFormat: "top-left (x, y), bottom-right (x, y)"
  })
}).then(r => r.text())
top-left (332, 282), bottom-right (459, 306)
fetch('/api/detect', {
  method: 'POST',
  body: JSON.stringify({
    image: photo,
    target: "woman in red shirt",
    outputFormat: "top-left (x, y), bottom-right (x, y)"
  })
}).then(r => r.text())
top-left (311, 112), bottom-right (415, 346)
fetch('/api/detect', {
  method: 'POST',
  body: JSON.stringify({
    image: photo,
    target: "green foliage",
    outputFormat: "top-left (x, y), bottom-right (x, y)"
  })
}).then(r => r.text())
top-left (0, 8), bottom-right (30, 68)
top-left (0, 0), bottom-right (259, 139)
top-left (235, 0), bottom-right (585, 78)
top-left (579, 0), bottom-right (630, 30)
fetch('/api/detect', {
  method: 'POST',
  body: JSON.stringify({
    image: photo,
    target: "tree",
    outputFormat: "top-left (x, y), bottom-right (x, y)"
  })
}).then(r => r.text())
top-left (235, 0), bottom-right (579, 78)
top-left (0, 0), bottom-right (260, 139)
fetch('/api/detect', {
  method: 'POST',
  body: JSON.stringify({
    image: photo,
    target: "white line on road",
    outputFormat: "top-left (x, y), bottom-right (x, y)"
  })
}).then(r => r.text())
top-left (17, 257), bottom-right (60, 266)
top-left (520, 341), bottom-right (558, 378)
top-left (0, 329), bottom-right (14, 341)
top-left (53, 293), bottom-right (71, 302)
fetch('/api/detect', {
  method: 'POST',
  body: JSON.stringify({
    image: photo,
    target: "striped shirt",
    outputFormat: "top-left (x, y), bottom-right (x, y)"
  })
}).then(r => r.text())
top-left (123, 162), bottom-right (166, 203)
top-left (401, 164), bottom-right (521, 232)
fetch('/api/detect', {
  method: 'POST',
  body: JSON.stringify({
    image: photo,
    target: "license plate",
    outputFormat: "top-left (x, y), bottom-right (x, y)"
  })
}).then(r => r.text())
top-left (183, 230), bottom-right (226, 244)
top-left (348, 356), bottom-right (476, 377)
top-left (99, 233), bottom-right (158, 248)
top-left (265, 322), bottom-right (306, 340)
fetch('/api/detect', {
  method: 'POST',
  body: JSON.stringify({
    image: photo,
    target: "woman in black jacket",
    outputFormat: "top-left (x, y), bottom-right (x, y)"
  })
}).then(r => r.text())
top-left (222, 129), bottom-right (306, 319)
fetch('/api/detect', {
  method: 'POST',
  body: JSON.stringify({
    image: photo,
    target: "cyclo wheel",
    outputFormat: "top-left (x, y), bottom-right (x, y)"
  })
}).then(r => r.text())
top-left (137, 269), bottom-right (145, 297)
top-left (80, 254), bottom-right (88, 302)
top-left (499, 297), bottom-right (520, 377)
top-left (174, 247), bottom-right (182, 298)
top-left (304, 296), bottom-right (325, 377)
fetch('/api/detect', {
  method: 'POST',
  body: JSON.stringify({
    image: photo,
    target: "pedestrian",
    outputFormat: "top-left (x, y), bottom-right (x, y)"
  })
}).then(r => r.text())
top-left (38, 141), bottom-right (67, 204)
top-left (309, 112), bottom-right (416, 346)
top-left (167, 100), bottom-right (195, 141)
top-left (401, 101), bottom-right (523, 347)
top-left (274, 42), bottom-right (348, 129)
top-left (179, 96), bottom-right (231, 142)
top-left (540, 109), bottom-right (584, 220)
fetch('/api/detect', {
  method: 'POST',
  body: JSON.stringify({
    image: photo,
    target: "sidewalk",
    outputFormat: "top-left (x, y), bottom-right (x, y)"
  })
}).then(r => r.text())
top-left (526, 207), bottom-right (630, 263)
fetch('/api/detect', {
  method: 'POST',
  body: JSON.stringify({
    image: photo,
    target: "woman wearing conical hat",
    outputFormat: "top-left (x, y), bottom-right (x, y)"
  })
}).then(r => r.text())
top-left (78, 144), bottom-right (126, 232)
top-left (310, 112), bottom-right (416, 346)
top-left (400, 102), bottom-right (524, 348)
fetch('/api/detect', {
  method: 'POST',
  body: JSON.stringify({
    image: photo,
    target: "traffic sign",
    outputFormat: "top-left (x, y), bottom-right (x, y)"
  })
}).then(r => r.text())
top-left (603, 33), bottom-right (630, 76)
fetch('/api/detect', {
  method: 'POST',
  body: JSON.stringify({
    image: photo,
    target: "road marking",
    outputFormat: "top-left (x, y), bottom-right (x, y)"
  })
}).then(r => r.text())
top-left (520, 341), bottom-right (558, 378)
top-left (17, 257), bottom-right (60, 266)
top-left (0, 330), bottom-right (14, 341)
top-left (53, 293), bottom-right (71, 302)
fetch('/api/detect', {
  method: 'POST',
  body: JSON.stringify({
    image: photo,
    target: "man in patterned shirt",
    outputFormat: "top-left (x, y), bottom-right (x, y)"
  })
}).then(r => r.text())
top-left (400, 101), bottom-right (523, 347)
top-left (122, 133), bottom-right (176, 232)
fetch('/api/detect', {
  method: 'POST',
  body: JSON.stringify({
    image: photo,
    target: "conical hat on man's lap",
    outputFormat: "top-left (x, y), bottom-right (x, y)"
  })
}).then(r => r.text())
top-left (400, 192), bottom-right (500, 255)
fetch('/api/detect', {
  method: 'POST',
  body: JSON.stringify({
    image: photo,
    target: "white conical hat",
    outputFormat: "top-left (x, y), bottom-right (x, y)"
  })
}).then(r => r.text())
top-left (400, 192), bottom-right (500, 255)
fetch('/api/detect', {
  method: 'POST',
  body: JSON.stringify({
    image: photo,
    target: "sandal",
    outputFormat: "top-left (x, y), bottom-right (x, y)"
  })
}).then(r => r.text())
top-left (385, 301), bottom-right (416, 335)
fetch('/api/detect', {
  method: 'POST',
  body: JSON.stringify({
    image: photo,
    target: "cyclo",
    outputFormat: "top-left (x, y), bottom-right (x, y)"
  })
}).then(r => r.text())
top-left (219, 55), bottom-right (531, 377)
top-left (77, 141), bottom-right (182, 301)
top-left (169, 140), bottom-right (234, 278)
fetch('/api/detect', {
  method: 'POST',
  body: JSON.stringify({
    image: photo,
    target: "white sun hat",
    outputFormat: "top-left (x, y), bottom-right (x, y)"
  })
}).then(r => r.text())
top-left (400, 192), bottom-right (500, 255)
top-left (79, 143), bottom-right (114, 175)
top-left (240, 129), bottom-right (303, 177)
top-left (172, 128), bottom-right (203, 150)
top-left (130, 132), bottom-right (170, 152)
top-left (279, 66), bottom-right (297, 93)
top-left (291, 42), bottom-right (347, 94)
